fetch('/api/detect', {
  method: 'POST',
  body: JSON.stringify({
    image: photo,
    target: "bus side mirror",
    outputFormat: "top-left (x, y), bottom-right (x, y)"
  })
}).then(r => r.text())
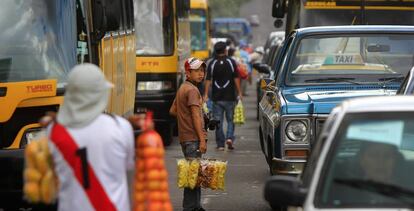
top-left (272, 0), bottom-right (286, 19)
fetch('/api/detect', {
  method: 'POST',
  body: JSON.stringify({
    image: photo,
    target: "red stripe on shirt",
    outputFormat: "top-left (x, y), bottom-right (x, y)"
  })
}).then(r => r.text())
top-left (50, 123), bottom-right (117, 211)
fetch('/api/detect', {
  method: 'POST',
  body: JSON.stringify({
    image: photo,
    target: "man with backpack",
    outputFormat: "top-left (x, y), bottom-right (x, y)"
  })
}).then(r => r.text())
top-left (203, 41), bottom-right (242, 151)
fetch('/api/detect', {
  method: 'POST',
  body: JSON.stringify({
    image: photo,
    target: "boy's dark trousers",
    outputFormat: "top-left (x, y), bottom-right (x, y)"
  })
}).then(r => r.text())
top-left (181, 141), bottom-right (202, 211)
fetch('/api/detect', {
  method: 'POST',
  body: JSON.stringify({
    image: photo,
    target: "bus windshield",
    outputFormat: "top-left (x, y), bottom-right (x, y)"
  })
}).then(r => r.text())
top-left (301, 1), bottom-right (414, 26)
top-left (0, 0), bottom-right (77, 87)
top-left (287, 33), bottom-right (414, 86)
top-left (190, 9), bottom-right (207, 50)
top-left (134, 0), bottom-right (174, 56)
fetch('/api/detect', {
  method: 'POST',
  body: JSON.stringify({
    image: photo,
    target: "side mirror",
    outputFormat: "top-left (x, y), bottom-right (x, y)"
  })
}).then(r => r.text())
top-left (260, 78), bottom-right (275, 90)
top-left (253, 63), bottom-right (271, 74)
top-left (272, 0), bottom-right (286, 18)
top-left (264, 176), bottom-right (306, 208)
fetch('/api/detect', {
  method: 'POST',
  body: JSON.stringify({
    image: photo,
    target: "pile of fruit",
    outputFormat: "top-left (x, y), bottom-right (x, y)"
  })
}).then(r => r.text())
top-left (177, 158), bottom-right (227, 190)
top-left (233, 100), bottom-right (245, 125)
top-left (134, 113), bottom-right (172, 211)
top-left (23, 135), bottom-right (58, 204)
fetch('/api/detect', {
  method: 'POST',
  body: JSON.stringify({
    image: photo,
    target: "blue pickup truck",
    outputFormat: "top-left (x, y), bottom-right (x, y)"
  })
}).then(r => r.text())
top-left (258, 25), bottom-right (414, 175)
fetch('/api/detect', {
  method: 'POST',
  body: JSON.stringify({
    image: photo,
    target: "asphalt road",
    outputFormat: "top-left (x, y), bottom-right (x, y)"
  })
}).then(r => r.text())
top-left (165, 79), bottom-right (273, 211)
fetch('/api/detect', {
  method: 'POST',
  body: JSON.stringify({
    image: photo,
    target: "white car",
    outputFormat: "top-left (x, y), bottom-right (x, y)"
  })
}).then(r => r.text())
top-left (265, 96), bottom-right (414, 211)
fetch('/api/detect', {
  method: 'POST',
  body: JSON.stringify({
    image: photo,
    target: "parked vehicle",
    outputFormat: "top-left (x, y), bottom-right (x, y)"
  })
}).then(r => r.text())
top-left (255, 31), bottom-right (285, 120)
top-left (258, 25), bottom-right (414, 175)
top-left (398, 67), bottom-right (414, 95)
top-left (212, 18), bottom-right (252, 44)
top-left (265, 95), bottom-right (414, 210)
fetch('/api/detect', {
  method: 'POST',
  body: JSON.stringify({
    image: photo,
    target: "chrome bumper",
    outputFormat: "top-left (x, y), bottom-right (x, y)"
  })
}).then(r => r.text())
top-left (271, 157), bottom-right (306, 175)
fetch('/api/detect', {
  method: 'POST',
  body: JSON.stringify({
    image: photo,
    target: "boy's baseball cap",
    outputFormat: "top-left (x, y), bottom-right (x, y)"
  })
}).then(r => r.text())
top-left (185, 57), bottom-right (206, 72)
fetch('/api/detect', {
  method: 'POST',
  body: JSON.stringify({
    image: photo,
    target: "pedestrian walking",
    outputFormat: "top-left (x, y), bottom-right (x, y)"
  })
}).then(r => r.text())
top-left (46, 64), bottom-right (135, 211)
top-left (203, 41), bottom-right (242, 151)
top-left (170, 57), bottom-right (207, 211)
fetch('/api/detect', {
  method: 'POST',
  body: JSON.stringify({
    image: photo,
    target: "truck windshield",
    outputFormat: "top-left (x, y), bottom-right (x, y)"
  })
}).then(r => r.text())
top-left (190, 9), bottom-right (207, 51)
top-left (0, 0), bottom-right (77, 87)
top-left (134, 0), bottom-right (174, 56)
top-left (286, 33), bottom-right (414, 86)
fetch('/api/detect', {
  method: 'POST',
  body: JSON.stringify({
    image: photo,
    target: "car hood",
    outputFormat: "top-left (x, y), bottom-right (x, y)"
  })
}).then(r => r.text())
top-left (283, 88), bottom-right (396, 114)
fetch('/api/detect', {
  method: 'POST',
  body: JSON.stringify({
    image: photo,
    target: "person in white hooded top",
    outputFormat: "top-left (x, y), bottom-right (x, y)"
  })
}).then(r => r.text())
top-left (46, 63), bottom-right (135, 211)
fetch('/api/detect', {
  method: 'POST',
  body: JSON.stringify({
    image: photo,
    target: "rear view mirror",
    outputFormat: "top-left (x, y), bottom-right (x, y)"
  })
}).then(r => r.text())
top-left (253, 63), bottom-right (271, 74)
top-left (264, 176), bottom-right (306, 209)
top-left (367, 44), bottom-right (390, 52)
top-left (272, 0), bottom-right (286, 18)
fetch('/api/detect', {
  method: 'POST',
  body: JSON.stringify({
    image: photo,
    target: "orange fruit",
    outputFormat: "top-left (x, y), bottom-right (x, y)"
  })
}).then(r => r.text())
top-left (148, 191), bottom-right (162, 201)
top-left (159, 181), bottom-right (169, 191)
top-left (147, 201), bottom-right (163, 211)
top-left (142, 148), bottom-right (159, 158)
top-left (145, 158), bottom-right (161, 170)
top-left (147, 170), bottom-right (161, 180)
top-left (134, 192), bottom-right (146, 203)
top-left (147, 181), bottom-right (161, 191)
top-left (163, 202), bottom-right (173, 211)
top-left (135, 182), bottom-right (145, 191)
top-left (159, 170), bottom-right (168, 180)
top-left (136, 160), bottom-right (145, 171)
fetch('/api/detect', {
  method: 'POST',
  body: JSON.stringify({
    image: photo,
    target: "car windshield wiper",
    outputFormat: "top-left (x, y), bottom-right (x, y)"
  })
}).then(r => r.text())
top-left (304, 77), bottom-right (361, 85)
top-left (335, 178), bottom-right (414, 207)
top-left (377, 75), bottom-right (405, 88)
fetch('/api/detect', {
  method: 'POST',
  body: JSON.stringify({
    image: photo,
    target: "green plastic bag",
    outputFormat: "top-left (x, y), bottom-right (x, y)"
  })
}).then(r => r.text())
top-left (233, 100), bottom-right (245, 125)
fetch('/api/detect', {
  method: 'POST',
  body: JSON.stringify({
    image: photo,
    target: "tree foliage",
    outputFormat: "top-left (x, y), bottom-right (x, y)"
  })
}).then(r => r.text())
top-left (209, 0), bottom-right (251, 18)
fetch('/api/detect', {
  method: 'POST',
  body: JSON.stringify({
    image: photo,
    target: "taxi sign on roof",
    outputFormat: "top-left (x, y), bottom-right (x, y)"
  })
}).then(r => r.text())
top-left (323, 54), bottom-right (363, 65)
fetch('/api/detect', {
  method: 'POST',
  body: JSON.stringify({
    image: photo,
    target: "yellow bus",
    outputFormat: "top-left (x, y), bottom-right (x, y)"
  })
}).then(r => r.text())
top-left (272, 0), bottom-right (414, 35)
top-left (134, 0), bottom-right (191, 146)
top-left (190, 0), bottom-right (211, 60)
top-left (0, 0), bottom-right (135, 208)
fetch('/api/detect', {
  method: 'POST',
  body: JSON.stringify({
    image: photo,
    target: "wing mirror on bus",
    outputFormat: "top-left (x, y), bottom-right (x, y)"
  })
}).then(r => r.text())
top-left (260, 78), bottom-right (276, 91)
top-left (272, 0), bottom-right (286, 18)
top-left (264, 176), bottom-right (306, 209)
top-left (253, 63), bottom-right (271, 74)
top-left (367, 44), bottom-right (390, 52)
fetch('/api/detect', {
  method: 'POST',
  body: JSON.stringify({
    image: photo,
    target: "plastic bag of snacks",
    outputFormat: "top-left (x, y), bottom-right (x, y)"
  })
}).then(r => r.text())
top-left (177, 159), bottom-right (189, 188)
top-left (23, 130), bottom-right (58, 204)
top-left (233, 100), bottom-right (245, 125)
top-left (176, 158), bottom-right (227, 190)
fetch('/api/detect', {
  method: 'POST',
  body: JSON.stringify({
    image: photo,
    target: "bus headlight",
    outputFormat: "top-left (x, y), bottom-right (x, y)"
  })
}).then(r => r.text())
top-left (137, 81), bottom-right (173, 91)
top-left (285, 120), bottom-right (308, 142)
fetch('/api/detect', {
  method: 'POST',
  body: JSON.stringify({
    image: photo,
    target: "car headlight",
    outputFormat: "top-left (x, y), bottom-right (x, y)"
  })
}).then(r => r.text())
top-left (285, 120), bottom-right (308, 142)
top-left (137, 81), bottom-right (173, 91)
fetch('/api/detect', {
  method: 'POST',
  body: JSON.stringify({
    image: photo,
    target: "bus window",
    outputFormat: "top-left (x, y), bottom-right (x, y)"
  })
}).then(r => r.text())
top-left (0, 0), bottom-right (77, 88)
top-left (190, 9), bottom-right (207, 50)
top-left (134, 0), bottom-right (174, 55)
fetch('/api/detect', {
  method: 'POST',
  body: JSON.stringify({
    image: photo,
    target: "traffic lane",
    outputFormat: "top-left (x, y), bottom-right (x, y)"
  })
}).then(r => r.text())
top-left (165, 81), bottom-right (272, 211)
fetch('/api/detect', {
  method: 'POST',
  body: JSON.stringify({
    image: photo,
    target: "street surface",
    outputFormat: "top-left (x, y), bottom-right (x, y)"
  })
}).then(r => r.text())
top-left (165, 78), bottom-right (273, 211)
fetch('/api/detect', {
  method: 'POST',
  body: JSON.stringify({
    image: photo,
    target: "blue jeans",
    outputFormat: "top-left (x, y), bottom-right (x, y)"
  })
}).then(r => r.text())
top-left (181, 141), bottom-right (202, 211)
top-left (213, 101), bottom-right (236, 148)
